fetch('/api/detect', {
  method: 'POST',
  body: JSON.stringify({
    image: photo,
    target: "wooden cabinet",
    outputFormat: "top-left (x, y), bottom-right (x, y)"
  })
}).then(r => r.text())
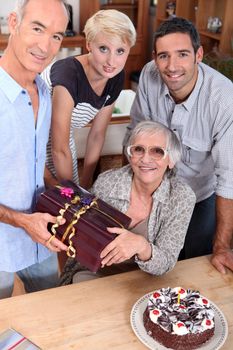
top-left (195, 0), bottom-right (233, 55)
top-left (79, 0), bottom-right (150, 88)
top-left (155, 0), bottom-right (233, 55)
top-left (155, 0), bottom-right (196, 26)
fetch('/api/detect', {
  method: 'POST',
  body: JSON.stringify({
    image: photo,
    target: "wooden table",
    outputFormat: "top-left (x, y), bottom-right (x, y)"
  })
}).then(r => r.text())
top-left (0, 255), bottom-right (232, 349)
top-left (0, 33), bottom-right (87, 52)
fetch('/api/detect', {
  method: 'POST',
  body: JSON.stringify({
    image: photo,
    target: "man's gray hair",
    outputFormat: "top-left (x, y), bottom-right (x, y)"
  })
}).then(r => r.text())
top-left (127, 120), bottom-right (181, 165)
top-left (14, 0), bottom-right (69, 24)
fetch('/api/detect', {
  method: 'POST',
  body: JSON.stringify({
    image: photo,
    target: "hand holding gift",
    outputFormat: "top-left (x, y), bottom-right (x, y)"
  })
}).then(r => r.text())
top-left (100, 226), bottom-right (152, 267)
top-left (36, 181), bottom-right (131, 272)
top-left (20, 212), bottom-right (67, 252)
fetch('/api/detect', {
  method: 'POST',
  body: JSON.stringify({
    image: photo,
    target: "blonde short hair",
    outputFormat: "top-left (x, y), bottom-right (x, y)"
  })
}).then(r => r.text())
top-left (83, 9), bottom-right (136, 48)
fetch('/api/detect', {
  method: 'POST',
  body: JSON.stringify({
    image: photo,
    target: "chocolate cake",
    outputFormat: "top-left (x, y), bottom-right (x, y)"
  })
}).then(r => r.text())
top-left (143, 287), bottom-right (215, 350)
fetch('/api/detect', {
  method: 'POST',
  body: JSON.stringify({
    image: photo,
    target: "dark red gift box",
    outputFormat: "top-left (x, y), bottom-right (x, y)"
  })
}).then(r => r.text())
top-left (36, 181), bottom-right (131, 272)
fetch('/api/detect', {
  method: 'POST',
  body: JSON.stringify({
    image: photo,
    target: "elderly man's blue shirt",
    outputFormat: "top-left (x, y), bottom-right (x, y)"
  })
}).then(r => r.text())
top-left (0, 67), bottom-right (53, 272)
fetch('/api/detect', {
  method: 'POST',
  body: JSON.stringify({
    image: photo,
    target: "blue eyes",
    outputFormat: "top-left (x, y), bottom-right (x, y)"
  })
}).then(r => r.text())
top-left (99, 46), bottom-right (125, 55)
top-left (99, 46), bottom-right (108, 53)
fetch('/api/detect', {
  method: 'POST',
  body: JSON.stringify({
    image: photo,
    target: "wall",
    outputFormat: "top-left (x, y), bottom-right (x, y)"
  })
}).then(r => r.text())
top-left (75, 90), bottom-right (135, 158)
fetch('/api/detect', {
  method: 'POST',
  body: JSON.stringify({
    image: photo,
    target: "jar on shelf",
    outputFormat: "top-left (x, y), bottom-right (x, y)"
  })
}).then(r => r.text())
top-left (207, 17), bottom-right (222, 34)
top-left (166, 1), bottom-right (176, 18)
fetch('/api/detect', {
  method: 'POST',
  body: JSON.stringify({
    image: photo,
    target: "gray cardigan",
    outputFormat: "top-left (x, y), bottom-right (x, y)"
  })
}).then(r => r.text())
top-left (92, 165), bottom-right (196, 275)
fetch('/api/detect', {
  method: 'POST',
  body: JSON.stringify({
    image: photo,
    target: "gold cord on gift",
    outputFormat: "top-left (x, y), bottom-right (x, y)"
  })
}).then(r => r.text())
top-left (51, 202), bottom-right (71, 235)
top-left (49, 194), bottom-right (81, 249)
top-left (50, 186), bottom-right (125, 259)
top-left (61, 198), bottom-right (98, 258)
top-left (92, 206), bottom-right (124, 228)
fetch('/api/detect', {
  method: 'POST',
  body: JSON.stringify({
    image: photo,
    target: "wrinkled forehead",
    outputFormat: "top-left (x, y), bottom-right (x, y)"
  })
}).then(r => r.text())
top-left (131, 129), bottom-right (168, 146)
top-left (22, 0), bottom-right (68, 25)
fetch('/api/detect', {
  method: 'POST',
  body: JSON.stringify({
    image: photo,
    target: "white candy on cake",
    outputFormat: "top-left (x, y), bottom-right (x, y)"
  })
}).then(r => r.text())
top-left (143, 287), bottom-right (215, 350)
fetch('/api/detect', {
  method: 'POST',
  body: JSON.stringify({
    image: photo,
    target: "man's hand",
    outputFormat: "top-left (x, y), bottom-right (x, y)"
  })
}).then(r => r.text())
top-left (211, 248), bottom-right (233, 274)
top-left (212, 196), bottom-right (233, 274)
top-left (20, 212), bottom-right (67, 252)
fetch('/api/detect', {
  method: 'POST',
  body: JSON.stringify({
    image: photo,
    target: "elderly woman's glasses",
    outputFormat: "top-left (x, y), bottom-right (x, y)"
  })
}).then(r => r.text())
top-left (127, 145), bottom-right (169, 160)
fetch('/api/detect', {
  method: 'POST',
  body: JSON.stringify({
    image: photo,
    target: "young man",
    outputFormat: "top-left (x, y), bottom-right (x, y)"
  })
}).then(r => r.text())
top-left (123, 17), bottom-right (233, 274)
top-left (0, 0), bottom-right (69, 298)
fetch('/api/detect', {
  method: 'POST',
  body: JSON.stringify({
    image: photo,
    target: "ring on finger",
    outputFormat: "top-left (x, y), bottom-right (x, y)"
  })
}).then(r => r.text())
top-left (47, 235), bottom-right (56, 245)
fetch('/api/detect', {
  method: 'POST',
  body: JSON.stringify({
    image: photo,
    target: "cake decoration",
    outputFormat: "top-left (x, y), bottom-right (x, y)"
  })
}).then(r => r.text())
top-left (143, 287), bottom-right (215, 350)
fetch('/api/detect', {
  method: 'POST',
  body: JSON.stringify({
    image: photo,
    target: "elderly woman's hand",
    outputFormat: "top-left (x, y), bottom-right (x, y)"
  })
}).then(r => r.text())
top-left (100, 227), bottom-right (152, 267)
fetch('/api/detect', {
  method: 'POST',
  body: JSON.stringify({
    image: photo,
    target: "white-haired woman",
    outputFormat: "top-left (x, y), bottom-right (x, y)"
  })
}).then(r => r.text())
top-left (60, 121), bottom-right (196, 284)
top-left (42, 9), bottom-right (136, 189)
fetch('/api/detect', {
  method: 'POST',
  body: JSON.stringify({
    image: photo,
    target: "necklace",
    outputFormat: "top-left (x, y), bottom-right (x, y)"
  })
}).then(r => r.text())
top-left (130, 180), bottom-right (152, 214)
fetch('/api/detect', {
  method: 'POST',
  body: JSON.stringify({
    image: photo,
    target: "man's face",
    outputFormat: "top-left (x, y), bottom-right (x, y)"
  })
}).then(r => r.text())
top-left (8, 0), bottom-right (68, 74)
top-left (154, 33), bottom-right (203, 102)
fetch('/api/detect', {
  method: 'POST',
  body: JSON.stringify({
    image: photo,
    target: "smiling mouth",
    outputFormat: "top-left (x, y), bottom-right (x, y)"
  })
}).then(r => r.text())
top-left (166, 72), bottom-right (183, 79)
top-left (103, 66), bottom-right (115, 73)
top-left (31, 52), bottom-right (47, 61)
top-left (139, 165), bottom-right (157, 171)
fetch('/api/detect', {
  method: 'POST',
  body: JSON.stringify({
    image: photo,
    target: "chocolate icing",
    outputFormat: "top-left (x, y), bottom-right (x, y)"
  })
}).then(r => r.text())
top-left (143, 287), bottom-right (215, 350)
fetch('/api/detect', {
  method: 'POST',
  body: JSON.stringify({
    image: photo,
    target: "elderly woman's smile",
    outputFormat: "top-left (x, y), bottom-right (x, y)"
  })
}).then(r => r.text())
top-left (129, 132), bottom-right (174, 188)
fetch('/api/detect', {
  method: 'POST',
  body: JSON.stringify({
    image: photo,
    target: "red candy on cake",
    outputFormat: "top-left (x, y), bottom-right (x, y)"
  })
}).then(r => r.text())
top-left (153, 292), bottom-right (161, 298)
top-left (143, 287), bottom-right (215, 350)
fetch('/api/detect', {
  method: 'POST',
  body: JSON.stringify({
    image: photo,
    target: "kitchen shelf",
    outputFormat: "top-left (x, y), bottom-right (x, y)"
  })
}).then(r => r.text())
top-left (155, 0), bottom-right (233, 55)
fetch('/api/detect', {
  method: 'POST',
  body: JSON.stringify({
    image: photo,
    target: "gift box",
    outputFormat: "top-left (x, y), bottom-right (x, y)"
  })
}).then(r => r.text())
top-left (36, 181), bottom-right (131, 272)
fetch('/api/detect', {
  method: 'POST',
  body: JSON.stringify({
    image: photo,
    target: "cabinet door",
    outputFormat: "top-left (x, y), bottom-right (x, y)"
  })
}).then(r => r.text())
top-left (79, 1), bottom-right (100, 32)
top-left (155, 0), bottom-right (197, 28)
top-left (196, 0), bottom-right (223, 53)
top-left (219, 0), bottom-right (233, 54)
top-left (100, 0), bottom-right (140, 31)
top-left (79, 0), bottom-right (149, 35)
top-left (197, 0), bottom-right (233, 55)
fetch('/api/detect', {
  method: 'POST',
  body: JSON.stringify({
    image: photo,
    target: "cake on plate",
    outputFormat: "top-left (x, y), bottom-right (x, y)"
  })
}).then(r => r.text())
top-left (143, 287), bottom-right (215, 350)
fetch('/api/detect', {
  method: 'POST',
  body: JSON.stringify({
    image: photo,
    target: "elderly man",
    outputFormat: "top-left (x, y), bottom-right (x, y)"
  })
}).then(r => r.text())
top-left (0, 0), bottom-right (69, 298)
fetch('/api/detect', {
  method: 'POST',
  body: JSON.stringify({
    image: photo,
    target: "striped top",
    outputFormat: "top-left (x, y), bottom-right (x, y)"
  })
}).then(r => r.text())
top-left (41, 56), bottom-right (124, 184)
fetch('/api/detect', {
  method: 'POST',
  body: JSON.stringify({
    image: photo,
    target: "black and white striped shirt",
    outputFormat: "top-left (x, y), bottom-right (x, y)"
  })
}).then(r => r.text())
top-left (42, 56), bottom-right (124, 184)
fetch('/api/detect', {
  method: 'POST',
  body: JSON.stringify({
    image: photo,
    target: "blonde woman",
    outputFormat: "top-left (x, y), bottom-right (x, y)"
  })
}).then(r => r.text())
top-left (42, 10), bottom-right (136, 189)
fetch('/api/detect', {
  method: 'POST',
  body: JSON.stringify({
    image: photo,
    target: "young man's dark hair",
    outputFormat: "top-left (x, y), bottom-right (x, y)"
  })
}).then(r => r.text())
top-left (154, 17), bottom-right (201, 54)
